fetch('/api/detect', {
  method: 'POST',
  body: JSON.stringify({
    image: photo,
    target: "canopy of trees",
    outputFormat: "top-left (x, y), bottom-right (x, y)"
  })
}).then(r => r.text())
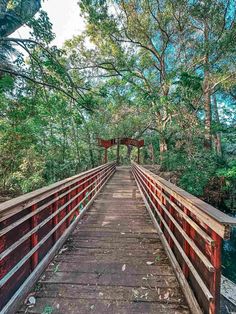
top-left (0, 0), bottom-right (235, 216)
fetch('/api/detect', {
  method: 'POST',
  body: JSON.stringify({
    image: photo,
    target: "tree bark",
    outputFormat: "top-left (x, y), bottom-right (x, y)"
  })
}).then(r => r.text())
top-left (160, 137), bottom-right (167, 161)
top-left (126, 145), bottom-right (133, 160)
top-left (203, 71), bottom-right (212, 149)
top-left (212, 95), bottom-right (222, 157)
top-left (149, 143), bottom-right (155, 164)
top-left (203, 22), bottom-right (212, 149)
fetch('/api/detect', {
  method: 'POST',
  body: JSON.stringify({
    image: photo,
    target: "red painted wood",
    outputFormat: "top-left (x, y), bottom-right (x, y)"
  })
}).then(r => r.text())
top-left (182, 207), bottom-right (190, 278)
top-left (209, 232), bottom-right (222, 314)
top-left (0, 163), bottom-right (115, 313)
top-left (53, 193), bottom-right (59, 242)
top-left (131, 163), bottom-right (231, 314)
top-left (30, 204), bottom-right (38, 270)
top-left (104, 148), bottom-right (108, 164)
top-left (168, 195), bottom-right (175, 249)
top-left (98, 137), bottom-right (144, 164)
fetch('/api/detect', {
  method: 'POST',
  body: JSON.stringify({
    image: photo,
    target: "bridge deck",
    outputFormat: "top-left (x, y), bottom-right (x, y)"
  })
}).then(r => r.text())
top-left (18, 167), bottom-right (189, 314)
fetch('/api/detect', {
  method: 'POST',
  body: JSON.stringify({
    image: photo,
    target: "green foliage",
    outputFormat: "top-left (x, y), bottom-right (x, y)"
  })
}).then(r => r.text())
top-left (5, 148), bottom-right (45, 193)
top-left (0, 0), bottom-right (235, 216)
top-left (160, 149), bottom-right (188, 172)
top-left (217, 160), bottom-right (236, 181)
top-left (0, 75), bottom-right (14, 91)
top-left (179, 152), bottom-right (218, 196)
top-left (28, 10), bottom-right (55, 43)
top-left (161, 148), bottom-right (219, 196)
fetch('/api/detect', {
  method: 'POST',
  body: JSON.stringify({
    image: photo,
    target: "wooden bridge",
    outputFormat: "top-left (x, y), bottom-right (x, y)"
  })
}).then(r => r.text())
top-left (0, 162), bottom-right (236, 314)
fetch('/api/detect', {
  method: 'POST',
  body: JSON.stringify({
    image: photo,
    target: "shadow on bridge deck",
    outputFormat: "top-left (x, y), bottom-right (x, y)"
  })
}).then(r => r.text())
top-left (18, 167), bottom-right (189, 314)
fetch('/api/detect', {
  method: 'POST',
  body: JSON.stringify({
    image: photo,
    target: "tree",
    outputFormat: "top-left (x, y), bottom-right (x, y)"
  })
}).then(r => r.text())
top-left (0, 0), bottom-right (41, 37)
top-left (183, 0), bottom-right (236, 148)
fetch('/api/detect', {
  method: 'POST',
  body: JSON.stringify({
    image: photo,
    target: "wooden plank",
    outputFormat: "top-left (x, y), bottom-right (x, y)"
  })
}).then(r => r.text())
top-left (46, 261), bottom-right (173, 275)
top-left (47, 260), bottom-right (175, 274)
top-left (34, 283), bottom-right (181, 300)
top-left (40, 271), bottom-right (179, 288)
top-left (18, 298), bottom-right (190, 314)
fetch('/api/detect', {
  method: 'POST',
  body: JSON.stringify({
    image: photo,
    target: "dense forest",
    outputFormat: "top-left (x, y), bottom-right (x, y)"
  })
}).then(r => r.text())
top-left (0, 0), bottom-right (235, 216)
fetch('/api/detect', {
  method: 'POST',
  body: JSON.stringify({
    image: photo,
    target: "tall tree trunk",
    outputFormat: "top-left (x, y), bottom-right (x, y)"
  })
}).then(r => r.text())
top-left (156, 111), bottom-right (168, 158)
top-left (87, 131), bottom-right (95, 167)
top-left (203, 71), bottom-right (212, 149)
top-left (126, 145), bottom-right (133, 161)
top-left (160, 137), bottom-right (167, 161)
top-left (149, 144), bottom-right (155, 164)
top-left (203, 22), bottom-right (212, 149)
top-left (71, 119), bottom-right (80, 170)
top-left (212, 95), bottom-right (222, 157)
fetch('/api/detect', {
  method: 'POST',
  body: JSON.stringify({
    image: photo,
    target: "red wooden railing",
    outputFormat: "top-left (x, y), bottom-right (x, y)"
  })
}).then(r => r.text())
top-left (132, 162), bottom-right (236, 314)
top-left (0, 162), bottom-right (116, 313)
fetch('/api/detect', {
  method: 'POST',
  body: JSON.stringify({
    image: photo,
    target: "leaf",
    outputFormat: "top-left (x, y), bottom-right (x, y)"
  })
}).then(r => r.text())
top-left (42, 305), bottom-right (53, 314)
top-left (163, 291), bottom-right (170, 300)
top-left (28, 296), bottom-right (36, 305)
top-left (53, 264), bottom-right (59, 273)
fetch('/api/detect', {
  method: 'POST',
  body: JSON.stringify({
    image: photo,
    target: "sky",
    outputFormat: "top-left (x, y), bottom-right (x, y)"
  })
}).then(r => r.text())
top-left (15, 0), bottom-right (86, 47)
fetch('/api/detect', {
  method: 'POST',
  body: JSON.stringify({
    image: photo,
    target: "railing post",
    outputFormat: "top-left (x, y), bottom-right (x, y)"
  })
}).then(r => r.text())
top-left (209, 232), bottom-right (222, 314)
top-left (66, 188), bottom-right (71, 227)
top-left (159, 186), bottom-right (164, 231)
top-left (76, 179), bottom-right (83, 214)
top-left (117, 138), bottom-right (120, 165)
top-left (183, 207), bottom-right (190, 278)
top-left (168, 195), bottom-right (175, 249)
top-left (53, 192), bottom-right (59, 243)
top-left (104, 148), bottom-right (108, 164)
top-left (30, 204), bottom-right (38, 270)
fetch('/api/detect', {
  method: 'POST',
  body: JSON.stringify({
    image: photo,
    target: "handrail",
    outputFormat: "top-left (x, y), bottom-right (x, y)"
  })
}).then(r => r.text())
top-left (0, 161), bottom-right (115, 222)
top-left (0, 162), bottom-right (116, 313)
top-left (131, 162), bottom-right (236, 314)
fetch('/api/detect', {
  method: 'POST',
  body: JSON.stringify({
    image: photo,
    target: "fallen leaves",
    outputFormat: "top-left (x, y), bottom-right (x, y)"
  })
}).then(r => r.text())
top-left (28, 296), bottom-right (36, 305)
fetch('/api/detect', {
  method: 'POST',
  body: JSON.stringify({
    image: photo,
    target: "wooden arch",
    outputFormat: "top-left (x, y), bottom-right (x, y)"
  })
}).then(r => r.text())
top-left (97, 137), bottom-right (144, 164)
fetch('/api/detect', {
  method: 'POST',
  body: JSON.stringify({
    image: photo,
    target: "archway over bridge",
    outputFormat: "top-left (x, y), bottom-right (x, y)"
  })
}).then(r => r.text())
top-left (97, 138), bottom-right (144, 165)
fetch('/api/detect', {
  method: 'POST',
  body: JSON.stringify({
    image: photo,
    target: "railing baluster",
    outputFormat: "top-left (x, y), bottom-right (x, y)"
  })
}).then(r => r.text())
top-left (53, 192), bottom-right (59, 243)
top-left (30, 204), bottom-right (38, 270)
top-left (182, 207), bottom-right (190, 278)
top-left (209, 232), bottom-right (222, 314)
top-left (168, 195), bottom-right (174, 249)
